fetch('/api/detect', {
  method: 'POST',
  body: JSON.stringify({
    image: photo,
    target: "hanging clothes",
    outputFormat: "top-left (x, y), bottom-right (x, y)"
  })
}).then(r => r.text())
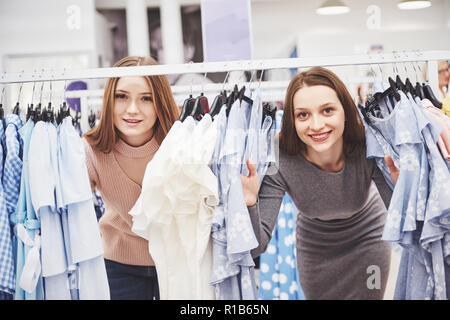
top-left (29, 121), bottom-right (71, 300)
top-left (57, 116), bottom-right (109, 300)
top-left (362, 89), bottom-right (450, 300)
top-left (421, 99), bottom-right (450, 161)
top-left (258, 109), bottom-right (304, 300)
top-left (1, 114), bottom-right (24, 298)
top-left (0, 117), bottom-right (15, 299)
top-left (211, 91), bottom-right (259, 300)
top-left (130, 114), bottom-right (219, 300)
top-left (210, 87), bottom-right (275, 300)
top-left (12, 118), bottom-right (44, 300)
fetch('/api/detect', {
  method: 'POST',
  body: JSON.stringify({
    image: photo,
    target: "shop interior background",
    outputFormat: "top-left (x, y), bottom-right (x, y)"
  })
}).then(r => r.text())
top-left (0, 0), bottom-right (449, 124)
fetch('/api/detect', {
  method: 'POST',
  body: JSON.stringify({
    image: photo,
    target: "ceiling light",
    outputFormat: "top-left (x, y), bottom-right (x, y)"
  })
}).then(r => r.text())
top-left (397, 0), bottom-right (431, 10)
top-left (316, 0), bottom-right (350, 15)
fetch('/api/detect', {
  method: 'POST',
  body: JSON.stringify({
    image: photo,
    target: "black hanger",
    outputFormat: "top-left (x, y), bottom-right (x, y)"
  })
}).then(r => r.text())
top-left (388, 76), bottom-right (401, 102)
top-left (225, 85), bottom-right (239, 116)
top-left (262, 102), bottom-right (277, 128)
top-left (358, 103), bottom-right (372, 125)
top-left (26, 103), bottom-right (35, 122)
top-left (88, 110), bottom-right (96, 128)
top-left (415, 82), bottom-right (424, 100)
top-left (238, 85), bottom-right (253, 106)
top-left (179, 94), bottom-right (196, 122)
top-left (72, 111), bottom-right (81, 127)
top-left (405, 78), bottom-right (415, 96)
top-left (41, 102), bottom-right (54, 123)
top-left (13, 102), bottom-right (20, 115)
top-left (0, 103), bottom-right (4, 120)
top-left (209, 90), bottom-right (227, 118)
top-left (33, 102), bottom-right (42, 122)
top-left (423, 83), bottom-right (442, 109)
top-left (190, 93), bottom-right (209, 121)
top-left (395, 75), bottom-right (407, 94)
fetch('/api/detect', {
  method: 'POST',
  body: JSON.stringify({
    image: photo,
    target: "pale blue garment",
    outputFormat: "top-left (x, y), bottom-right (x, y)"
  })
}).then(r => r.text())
top-left (209, 105), bottom-right (237, 296)
top-left (210, 98), bottom-right (259, 300)
top-left (366, 91), bottom-right (450, 300)
top-left (241, 88), bottom-right (261, 177)
top-left (408, 94), bottom-right (450, 300)
top-left (359, 104), bottom-right (395, 191)
top-left (28, 121), bottom-right (70, 300)
top-left (0, 117), bottom-right (16, 297)
top-left (364, 93), bottom-right (430, 299)
top-left (12, 119), bottom-right (44, 300)
top-left (1, 114), bottom-right (23, 296)
top-left (57, 117), bottom-right (109, 300)
top-left (368, 93), bottom-right (425, 244)
top-left (258, 110), bottom-right (304, 300)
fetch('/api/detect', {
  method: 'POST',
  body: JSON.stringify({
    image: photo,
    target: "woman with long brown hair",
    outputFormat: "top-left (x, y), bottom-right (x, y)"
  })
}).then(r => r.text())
top-left (241, 66), bottom-right (399, 299)
top-left (83, 56), bottom-right (179, 300)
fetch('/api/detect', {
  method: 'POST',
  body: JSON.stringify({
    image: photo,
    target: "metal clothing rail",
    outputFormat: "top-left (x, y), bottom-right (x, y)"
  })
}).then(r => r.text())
top-left (1, 50), bottom-right (448, 84)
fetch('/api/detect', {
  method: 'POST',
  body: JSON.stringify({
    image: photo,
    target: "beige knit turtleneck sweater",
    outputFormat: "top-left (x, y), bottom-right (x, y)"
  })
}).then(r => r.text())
top-left (83, 136), bottom-right (159, 266)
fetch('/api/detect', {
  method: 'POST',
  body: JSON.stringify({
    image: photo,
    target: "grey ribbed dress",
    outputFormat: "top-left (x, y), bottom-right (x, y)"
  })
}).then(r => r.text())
top-left (248, 148), bottom-right (393, 300)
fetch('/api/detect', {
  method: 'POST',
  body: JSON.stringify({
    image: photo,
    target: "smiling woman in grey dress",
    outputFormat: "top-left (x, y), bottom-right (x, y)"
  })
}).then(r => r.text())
top-left (241, 67), bottom-right (397, 300)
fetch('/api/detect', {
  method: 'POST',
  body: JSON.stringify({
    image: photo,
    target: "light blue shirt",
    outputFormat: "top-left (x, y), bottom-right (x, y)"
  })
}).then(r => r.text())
top-left (210, 93), bottom-right (259, 299)
top-left (29, 121), bottom-right (70, 300)
top-left (12, 119), bottom-right (44, 300)
top-left (57, 117), bottom-right (109, 300)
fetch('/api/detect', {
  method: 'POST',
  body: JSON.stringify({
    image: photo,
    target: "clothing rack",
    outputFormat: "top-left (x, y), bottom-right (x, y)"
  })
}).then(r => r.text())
top-left (1, 50), bottom-right (449, 132)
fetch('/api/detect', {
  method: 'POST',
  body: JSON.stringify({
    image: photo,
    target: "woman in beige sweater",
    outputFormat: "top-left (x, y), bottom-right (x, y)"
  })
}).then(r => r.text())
top-left (82, 56), bottom-right (179, 300)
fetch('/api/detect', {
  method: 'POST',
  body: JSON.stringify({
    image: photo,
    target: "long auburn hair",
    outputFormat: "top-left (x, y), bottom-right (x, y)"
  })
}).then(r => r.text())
top-left (83, 56), bottom-right (180, 153)
top-left (279, 66), bottom-right (366, 157)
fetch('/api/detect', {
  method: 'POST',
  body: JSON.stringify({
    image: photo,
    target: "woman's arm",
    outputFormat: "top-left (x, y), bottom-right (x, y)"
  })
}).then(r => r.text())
top-left (82, 138), bottom-right (99, 193)
top-left (241, 159), bottom-right (286, 258)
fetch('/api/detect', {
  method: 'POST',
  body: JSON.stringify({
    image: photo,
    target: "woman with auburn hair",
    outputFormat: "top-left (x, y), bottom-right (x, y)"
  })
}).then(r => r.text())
top-left (241, 66), bottom-right (399, 300)
top-left (83, 56), bottom-right (179, 300)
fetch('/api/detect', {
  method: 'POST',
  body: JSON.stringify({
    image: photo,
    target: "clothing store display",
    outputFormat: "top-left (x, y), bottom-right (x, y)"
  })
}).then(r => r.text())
top-left (0, 103), bottom-right (109, 299)
top-left (83, 136), bottom-right (159, 266)
top-left (1, 51), bottom-right (449, 301)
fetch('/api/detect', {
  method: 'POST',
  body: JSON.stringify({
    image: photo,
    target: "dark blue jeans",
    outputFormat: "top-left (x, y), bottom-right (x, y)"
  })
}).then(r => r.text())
top-left (104, 259), bottom-right (160, 300)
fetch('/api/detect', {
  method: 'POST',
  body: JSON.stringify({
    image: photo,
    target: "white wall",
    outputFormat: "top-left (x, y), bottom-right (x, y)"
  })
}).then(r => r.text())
top-left (0, 0), bottom-right (113, 112)
top-left (0, 0), bottom-right (97, 64)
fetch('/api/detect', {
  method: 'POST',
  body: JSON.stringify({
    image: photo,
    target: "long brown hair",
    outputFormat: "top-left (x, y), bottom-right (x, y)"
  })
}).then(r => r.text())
top-left (279, 66), bottom-right (365, 157)
top-left (83, 56), bottom-right (180, 153)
